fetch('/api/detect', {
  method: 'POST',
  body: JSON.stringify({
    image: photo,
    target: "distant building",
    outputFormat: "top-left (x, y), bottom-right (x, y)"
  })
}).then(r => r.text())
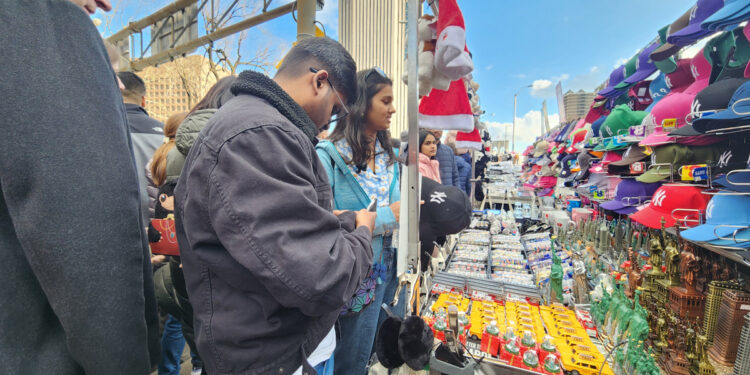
top-left (563, 89), bottom-right (596, 123)
top-left (138, 55), bottom-right (230, 122)
top-left (339, 0), bottom-right (408, 136)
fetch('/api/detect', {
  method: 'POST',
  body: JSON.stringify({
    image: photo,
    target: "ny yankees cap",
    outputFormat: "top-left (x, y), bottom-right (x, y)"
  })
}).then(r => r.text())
top-left (670, 77), bottom-right (749, 137)
top-left (629, 185), bottom-right (711, 228)
top-left (667, 0), bottom-right (724, 46)
top-left (419, 176), bottom-right (471, 246)
top-left (681, 193), bottom-right (750, 242)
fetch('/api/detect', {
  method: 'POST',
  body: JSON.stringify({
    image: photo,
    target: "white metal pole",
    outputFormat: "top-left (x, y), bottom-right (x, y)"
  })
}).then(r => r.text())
top-left (512, 93), bottom-right (517, 153)
top-left (405, 0), bottom-right (420, 271)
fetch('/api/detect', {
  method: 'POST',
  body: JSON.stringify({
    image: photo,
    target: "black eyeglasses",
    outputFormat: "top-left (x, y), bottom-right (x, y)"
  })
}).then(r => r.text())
top-left (365, 66), bottom-right (388, 81)
top-left (310, 67), bottom-right (349, 125)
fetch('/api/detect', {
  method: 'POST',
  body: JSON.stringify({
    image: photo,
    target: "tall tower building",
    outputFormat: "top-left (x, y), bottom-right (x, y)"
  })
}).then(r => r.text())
top-left (563, 89), bottom-right (596, 123)
top-left (138, 55), bottom-right (230, 122)
top-left (339, 0), bottom-right (408, 136)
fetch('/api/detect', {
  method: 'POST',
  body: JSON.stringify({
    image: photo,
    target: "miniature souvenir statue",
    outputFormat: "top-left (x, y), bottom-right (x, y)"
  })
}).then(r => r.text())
top-left (665, 237), bottom-right (681, 286)
top-left (648, 228), bottom-right (664, 273)
top-left (549, 243), bottom-right (564, 304)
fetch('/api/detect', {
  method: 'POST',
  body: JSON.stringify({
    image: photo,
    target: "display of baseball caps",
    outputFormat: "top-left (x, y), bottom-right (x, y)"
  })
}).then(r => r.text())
top-left (518, 0), bottom-right (750, 257)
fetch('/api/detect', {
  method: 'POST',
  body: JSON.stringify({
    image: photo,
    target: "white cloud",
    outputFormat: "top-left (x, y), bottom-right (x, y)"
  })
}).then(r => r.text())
top-left (316, 0), bottom-right (339, 39)
top-left (486, 64), bottom-right (494, 71)
top-left (486, 110), bottom-right (561, 152)
top-left (552, 73), bottom-right (570, 81)
top-left (514, 73), bottom-right (527, 79)
top-left (566, 66), bottom-right (606, 92)
top-left (530, 79), bottom-right (554, 98)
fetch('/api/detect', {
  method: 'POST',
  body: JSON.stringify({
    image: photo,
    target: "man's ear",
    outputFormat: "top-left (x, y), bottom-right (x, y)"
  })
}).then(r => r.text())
top-left (312, 70), bottom-right (329, 94)
top-left (141, 96), bottom-right (146, 108)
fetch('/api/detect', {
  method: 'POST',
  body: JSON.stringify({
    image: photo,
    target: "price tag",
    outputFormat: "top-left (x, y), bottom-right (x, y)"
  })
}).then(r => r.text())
top-left (630, 125), bottom-right (646, 137)
top-left (643, 146), bottom-right (654, 156)
top-left (589, 137), bottom-right (601, 146)
top-left (692, 167), bottom-right (708, 181)
top-left (662, 118), bottom-right (677, 129)
top-left (630, 162), bottom-right (646, 174)
top-left (589, 185), bottom-right (597, 194)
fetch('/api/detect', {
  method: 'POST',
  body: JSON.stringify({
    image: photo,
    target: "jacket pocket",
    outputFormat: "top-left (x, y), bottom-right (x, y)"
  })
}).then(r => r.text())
top-left (314, 182), bottom-right (333, 211)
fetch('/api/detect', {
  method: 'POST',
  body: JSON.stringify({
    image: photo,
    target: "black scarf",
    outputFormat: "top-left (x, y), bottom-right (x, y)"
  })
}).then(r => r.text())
top-left (231, 70), bottom-right (319, 144)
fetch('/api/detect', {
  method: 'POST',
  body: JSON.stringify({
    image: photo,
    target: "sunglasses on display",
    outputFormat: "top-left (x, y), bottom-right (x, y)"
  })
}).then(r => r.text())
top-left (310, 67), bottom-right (349, 125)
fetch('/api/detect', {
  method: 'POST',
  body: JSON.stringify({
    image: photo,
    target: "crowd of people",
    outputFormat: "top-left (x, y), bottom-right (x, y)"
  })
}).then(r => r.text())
top-left (1, 1), bottom-right (477, 375)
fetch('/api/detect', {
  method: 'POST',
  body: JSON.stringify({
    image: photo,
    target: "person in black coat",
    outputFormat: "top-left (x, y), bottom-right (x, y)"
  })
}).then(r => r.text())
top-left (0, 1), bottom-right (160, 373)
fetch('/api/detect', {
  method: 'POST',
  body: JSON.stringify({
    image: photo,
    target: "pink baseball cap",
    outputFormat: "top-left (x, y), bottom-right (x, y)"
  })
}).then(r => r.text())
top-left (641, 53), bottom-right (711, 147)
top-left (684, 49), bottom-right (711, 95)
top-left (601, 151), bottom-right (623, 165)
top-left (640, 90), bottom-right (696, 146)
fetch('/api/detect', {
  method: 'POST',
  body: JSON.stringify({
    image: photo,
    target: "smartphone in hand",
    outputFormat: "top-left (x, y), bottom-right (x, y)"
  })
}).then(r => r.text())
top-left (367, 198), bottom-right (378, 212)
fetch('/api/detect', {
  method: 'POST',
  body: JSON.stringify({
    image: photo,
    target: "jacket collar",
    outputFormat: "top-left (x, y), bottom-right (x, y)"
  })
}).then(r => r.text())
top-left (124, 103), bottom-right (149, 116)
top-left (231, 71), bottom-right (319, 145)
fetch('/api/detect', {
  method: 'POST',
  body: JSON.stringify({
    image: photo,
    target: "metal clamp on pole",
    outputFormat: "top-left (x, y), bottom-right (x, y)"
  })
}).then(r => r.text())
top-left (714, 225), bottom-right (750, 244)
top-left (671, 208), bottom-right (704, 228)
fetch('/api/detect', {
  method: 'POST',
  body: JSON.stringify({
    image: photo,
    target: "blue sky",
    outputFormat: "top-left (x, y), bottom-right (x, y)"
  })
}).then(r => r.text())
top-left (98, 0), bottom-right (695, 149)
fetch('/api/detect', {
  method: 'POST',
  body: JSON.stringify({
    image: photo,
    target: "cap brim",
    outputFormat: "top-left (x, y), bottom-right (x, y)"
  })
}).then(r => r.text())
top-left (681, 224), bottom-right (738, 242)
top-left (624, 67), bottom-right (657, 85)
top-left (630, 206), bottom-right (677, 229)
top-left (701, 2), bottom-right (750, 31)
top-left (614, 206), bottom-right (640, 215)
top-left (598, 85), bottom-right (620, 96)
top-left (692, 109), bottom-right (750, 133)
top-left (706, 228), bottom-right (750, 247)
top-left (654, 58), bottom-right (678, 74)
top-left (600, 200), bottom-right (627, 212)
top-left (714, 173), bottom-right (750, 193)
top-left (669, 125), bottom-right (703, 136)
top-left (639, 133), bottom-right (675, 147)
top-left (651, 43), bottom-right (682, 62)
top-left (636, 169), bottom-right (669, 184)
top-left (667, 24), bottom-right (712, 46)
top-left (615, 81), bottom-right (633, 90)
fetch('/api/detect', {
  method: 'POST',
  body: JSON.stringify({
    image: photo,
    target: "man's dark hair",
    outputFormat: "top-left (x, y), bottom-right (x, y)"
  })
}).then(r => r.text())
top-left (117, 71), bottom-right (146, 101)
top-left (275, 37), bottom-right (357, 105)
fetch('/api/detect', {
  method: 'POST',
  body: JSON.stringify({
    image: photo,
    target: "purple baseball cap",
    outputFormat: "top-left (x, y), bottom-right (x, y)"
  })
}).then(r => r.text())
top-left (623, 41), bottom-right (661, 85)
top-left (599, 66), bottom-right (626, 97)
top-left (666, 0), bottom-right (725, 46)
top-left (600, 179), bottom-right (662, 214)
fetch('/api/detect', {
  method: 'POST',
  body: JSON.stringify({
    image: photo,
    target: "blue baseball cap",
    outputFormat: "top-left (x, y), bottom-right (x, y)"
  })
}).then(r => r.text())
top-left (681, 193), bottom-right (750, 242)
top-left (702, 0), bottom-right (750, 31)
top-left (591, 116), bottom-right (608, 137)
top-left (692, 79), bottom-right (750, 133)
top-left (715, 169), bottom-right (750, 192)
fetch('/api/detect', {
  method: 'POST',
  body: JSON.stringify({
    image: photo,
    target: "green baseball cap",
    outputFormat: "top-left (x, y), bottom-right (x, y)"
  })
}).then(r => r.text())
top-left (636, 144), bottom-right (722, 183)
top-left (594, 138), bottom-right (610, 151)
top-left (704, 28), bottom-right (750, 82)
top-left (614, 54), bottom-right (639, 90)
top-left (599, 105), bottom-right (648, 139)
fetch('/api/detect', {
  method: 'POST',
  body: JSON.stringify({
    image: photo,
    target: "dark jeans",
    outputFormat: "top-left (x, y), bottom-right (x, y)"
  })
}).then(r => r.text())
top-left (334, 240), bottom-right (406, 375)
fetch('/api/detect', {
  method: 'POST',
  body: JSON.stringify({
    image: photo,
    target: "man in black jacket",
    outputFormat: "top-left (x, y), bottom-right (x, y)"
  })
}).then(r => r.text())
top-left (117, 71), bottom-right (164, 224)
top-left (175, 37), bottom-right (375, 375)
top-left (0, 1), bottom-right (160, 373)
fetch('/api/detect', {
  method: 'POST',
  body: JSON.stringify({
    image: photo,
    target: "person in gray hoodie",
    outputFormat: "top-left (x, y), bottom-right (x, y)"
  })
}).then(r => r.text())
top-left (0, 0), bottom-right (160, 373)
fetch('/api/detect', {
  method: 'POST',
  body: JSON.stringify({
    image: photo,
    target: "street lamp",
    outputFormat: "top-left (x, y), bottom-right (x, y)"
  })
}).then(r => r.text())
top-left (512, 84), bottom-right (532, 153)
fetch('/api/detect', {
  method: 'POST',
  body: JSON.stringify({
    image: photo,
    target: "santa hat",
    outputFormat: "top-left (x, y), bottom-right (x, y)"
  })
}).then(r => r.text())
top-left (434, 0), bottom-right (473, 80)
top-left (455, 127), bottom-right (482, 151)
top-left (419, 79), bottom-right (474, 131)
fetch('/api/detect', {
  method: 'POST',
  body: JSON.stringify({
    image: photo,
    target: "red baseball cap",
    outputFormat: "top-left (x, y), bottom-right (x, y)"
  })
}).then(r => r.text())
top-left (629, 185), bottom-right (710, 228)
